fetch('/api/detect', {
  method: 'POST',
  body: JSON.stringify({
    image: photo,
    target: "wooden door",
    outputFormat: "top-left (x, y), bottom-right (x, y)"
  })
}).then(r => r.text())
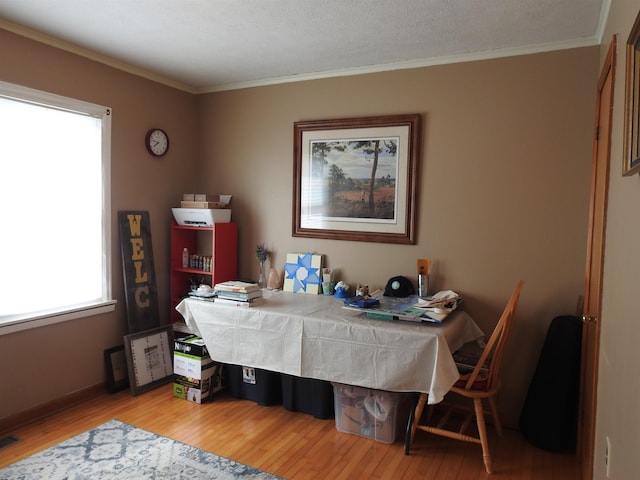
top-left (579, 36), bottom-right (616, 480)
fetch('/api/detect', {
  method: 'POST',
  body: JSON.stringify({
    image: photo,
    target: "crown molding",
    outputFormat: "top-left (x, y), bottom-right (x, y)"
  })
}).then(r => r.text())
top-left (1, 19), bottom-right (197, 94)
top-left (199, 36), bottom-right (600, 93)
top-left (3, 18), bottom-right (600, 96)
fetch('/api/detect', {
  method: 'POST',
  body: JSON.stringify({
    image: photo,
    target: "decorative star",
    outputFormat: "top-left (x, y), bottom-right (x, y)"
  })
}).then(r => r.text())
top-left (284, 253), bottom-right (321, 293)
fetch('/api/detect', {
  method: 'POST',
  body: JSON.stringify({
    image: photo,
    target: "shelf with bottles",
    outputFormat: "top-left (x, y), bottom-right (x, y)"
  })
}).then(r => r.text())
top-left (170, 221), bottom-right (238, 325)
top-left (175, 252), bottom-right (214, 274)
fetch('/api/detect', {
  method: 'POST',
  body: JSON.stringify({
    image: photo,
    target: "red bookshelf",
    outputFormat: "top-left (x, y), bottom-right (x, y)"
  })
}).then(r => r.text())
top-left (170, 221), bottom-right (238, 328)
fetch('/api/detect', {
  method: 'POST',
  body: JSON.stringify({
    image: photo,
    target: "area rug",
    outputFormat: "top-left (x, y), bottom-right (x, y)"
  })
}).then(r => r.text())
top-left (0, 419), bottom-right (283, 480)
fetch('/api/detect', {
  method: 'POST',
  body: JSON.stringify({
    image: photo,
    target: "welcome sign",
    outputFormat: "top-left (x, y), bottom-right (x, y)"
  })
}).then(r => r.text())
top-left (118, 211), bottom-right (160, 333)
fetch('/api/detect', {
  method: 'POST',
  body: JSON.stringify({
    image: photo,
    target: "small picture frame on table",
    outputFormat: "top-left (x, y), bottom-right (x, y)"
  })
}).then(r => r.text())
top-left (104, 345), bottom-right (129, 393)
top-left (124, 325), bottom-right (174, 396)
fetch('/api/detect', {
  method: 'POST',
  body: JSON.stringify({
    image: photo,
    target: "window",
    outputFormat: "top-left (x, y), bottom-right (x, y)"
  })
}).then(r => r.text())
top-left (0, 81), bottom-right (115, 334)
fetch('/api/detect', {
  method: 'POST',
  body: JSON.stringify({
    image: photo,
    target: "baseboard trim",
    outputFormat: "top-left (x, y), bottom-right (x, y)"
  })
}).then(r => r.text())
top-left (0, 383), bottom-right (105, 435)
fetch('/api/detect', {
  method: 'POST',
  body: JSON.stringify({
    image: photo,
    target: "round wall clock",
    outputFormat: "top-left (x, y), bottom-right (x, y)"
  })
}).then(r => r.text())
top-left (145, 128), bottom-right (169, 157)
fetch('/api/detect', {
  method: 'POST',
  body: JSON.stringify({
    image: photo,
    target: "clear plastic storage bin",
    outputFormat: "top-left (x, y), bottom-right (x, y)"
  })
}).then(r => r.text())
top-left (332, 383), bottom-right (411, 444)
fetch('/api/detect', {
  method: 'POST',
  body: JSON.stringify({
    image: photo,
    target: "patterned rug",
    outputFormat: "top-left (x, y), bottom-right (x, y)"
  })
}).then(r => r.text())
top-left (0, 419), bottom-right (283, 480)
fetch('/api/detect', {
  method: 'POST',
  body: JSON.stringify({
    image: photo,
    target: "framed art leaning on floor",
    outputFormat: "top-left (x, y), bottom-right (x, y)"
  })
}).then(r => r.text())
top-left (104, 345), bottom-right (129, 393)
top-left (124, 325), bottom-right (174, 396)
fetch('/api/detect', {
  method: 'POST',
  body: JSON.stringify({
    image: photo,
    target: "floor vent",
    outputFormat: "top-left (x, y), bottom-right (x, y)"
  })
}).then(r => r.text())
top-left (0, 435), bottom-right (21, 450)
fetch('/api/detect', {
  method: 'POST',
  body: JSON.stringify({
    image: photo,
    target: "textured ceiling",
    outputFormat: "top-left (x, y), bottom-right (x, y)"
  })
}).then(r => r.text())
top-left (0, 0), bottom-right (607, 93)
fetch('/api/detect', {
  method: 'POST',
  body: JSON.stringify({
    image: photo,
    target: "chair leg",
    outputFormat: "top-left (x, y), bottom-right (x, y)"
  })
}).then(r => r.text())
top-left (487, 395), bottom-right (502, 436)
top-left (410, 393), bottom-right (428, 443)
top-left (404, 395), bottom-right (417, 455)
top-left (474, 398), bottom-right (493, 474)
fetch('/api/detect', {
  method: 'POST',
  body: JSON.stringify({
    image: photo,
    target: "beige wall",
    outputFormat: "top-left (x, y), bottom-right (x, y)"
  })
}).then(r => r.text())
top-left (0, 29), bottom-right (197, 419)
top-left (596, 0), bottom-right (640, 478)
top-left (198, 49), bottom-right (599, 426)
top-left (1, 26), bottom-right (600, 433)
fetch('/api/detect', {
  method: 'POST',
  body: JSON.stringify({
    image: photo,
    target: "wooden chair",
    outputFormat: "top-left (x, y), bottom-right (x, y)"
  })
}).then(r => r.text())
top-left (404, 280), bottom-right (524, 474)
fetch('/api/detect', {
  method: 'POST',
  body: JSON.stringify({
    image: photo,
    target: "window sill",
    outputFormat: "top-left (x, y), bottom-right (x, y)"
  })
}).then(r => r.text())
top-left (0, 301), bottom-right (117, 336)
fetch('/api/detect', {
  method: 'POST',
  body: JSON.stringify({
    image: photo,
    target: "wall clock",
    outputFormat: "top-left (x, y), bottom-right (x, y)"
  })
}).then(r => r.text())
top-left (145, 128), bottom-right (169, 157)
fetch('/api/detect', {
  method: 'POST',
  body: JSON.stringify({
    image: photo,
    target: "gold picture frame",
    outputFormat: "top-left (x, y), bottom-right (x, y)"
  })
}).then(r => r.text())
top-left (293, 114), bottom-right (421, 244)
top-left (623, 10), bottom-right (640, 176)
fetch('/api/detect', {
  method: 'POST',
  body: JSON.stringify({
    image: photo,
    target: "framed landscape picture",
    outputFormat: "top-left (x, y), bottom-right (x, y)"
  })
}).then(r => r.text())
top-left (293, 114), bottom-right (421, 244)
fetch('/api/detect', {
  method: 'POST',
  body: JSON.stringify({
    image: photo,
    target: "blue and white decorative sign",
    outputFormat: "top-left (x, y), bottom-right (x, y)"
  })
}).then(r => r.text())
top-left (283, 252), bottom-right (323, 294)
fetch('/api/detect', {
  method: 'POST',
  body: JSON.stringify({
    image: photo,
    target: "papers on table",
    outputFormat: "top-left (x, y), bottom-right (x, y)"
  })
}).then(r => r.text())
top-left (414, 290), bottom-right (460, 309)
top-left (343, 290), bottom-right (462, 323)
top-left (411, 290), bottom-right (461, 322)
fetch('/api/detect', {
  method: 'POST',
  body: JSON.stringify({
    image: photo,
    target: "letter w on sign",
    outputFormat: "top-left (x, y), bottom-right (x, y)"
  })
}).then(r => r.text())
top-left (118, 211), bottom-right (160, 334)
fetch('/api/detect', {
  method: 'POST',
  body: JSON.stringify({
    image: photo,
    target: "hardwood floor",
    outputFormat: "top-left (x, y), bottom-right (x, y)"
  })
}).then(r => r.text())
top-left (0, 384), bottom-right (580, 479)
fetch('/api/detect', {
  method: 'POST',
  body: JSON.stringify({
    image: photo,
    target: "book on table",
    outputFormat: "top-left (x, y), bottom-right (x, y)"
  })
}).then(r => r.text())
top-left (214, 296), bottom-right (266, 307)
top-left (365, 307), bottom-right (426, 322)
top-left (187, 293), bottom-right (215, 302)
top-left (214, 289), bottom-right (263, 301)
top-left (214, 280), bottom-right (260, 293)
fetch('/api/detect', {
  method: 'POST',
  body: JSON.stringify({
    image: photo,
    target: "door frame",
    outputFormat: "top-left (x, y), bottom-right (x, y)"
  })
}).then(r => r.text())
top-left (578, 36), bottom-right (616, 480)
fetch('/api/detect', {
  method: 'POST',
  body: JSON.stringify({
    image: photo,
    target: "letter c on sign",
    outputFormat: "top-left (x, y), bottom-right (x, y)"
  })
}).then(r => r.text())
top-left (135, 286), bottom-right (150, 308)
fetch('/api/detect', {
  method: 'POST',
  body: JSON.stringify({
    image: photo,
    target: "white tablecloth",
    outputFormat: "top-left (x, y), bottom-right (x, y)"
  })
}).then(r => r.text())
top-left (176, 290), bottom-right (485, 404)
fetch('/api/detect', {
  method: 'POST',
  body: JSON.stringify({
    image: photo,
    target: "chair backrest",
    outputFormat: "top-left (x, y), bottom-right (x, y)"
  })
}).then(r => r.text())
top-left (463, 280), bottom-right (524, 390)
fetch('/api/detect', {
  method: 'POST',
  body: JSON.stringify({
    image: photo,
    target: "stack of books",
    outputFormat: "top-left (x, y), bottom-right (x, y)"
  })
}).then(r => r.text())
top-left (213, 280), bottom-right (265, 307)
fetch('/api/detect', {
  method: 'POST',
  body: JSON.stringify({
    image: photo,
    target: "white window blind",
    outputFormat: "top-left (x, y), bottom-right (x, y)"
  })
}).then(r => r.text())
top-left (0, 81), bottom-right (115, 334)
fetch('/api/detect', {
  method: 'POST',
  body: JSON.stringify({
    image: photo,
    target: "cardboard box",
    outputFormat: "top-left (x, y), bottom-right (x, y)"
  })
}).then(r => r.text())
top-left (173, 336), bottom-right (226, 404)
top-left (173, 351), bottom-right (215, 379)
top-left (173, 362), bottom-right (226, 404)
top-left (180, 201), bottom-right (230, 209)
top-left (209, 363), bottom-right (226, 394)
top-left (174, 335), bottom-right (209, 358)
top-left (194, 194), bottom-right (232, 204)
top-left (183, 193), bottom-right (196, 201)
top-left (173, 373), bottom-right (212, 404)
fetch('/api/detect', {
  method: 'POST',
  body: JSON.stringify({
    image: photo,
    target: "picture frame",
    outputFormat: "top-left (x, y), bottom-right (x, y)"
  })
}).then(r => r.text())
top-left (293, 114), bottom-right (421, 244)
top-left (104, 345), bottom-right (129, 393)
top-left (623, 11), bottom-right (640, 176)
top-left (123, 325), bottom-right (174, 396)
